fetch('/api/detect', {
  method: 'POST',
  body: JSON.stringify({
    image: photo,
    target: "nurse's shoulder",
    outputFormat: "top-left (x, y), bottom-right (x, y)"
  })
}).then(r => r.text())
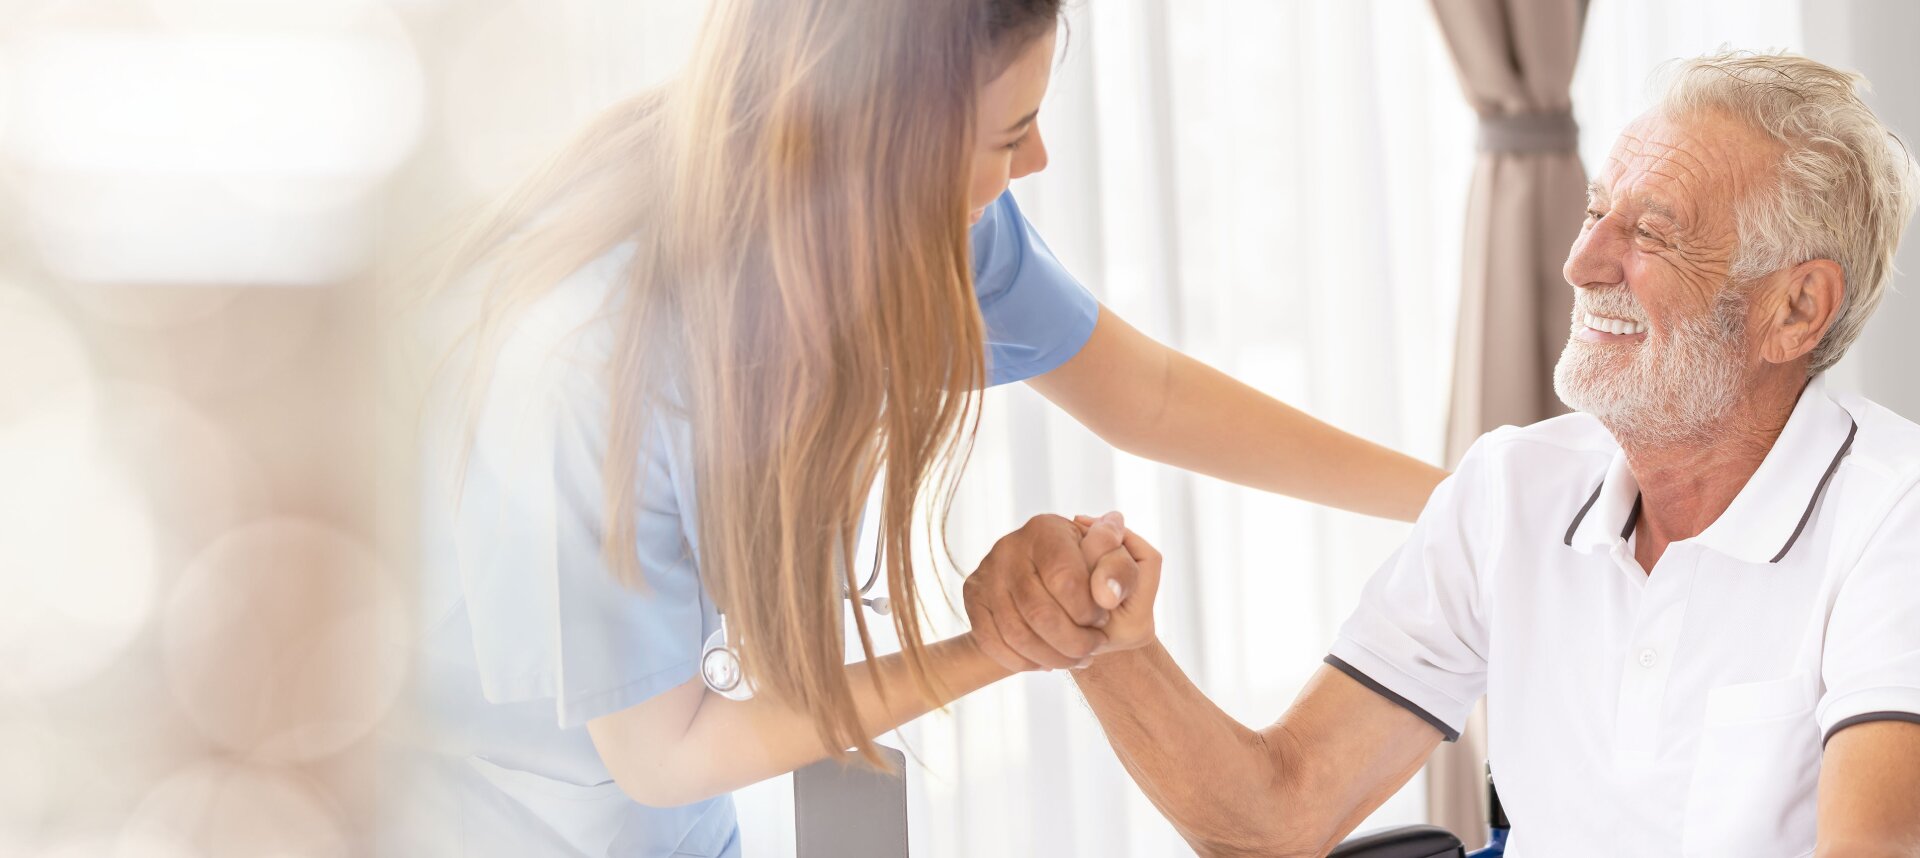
top-left (491, 241), bottom-right (640, 395)
top-left (460, 239), bottom-right (646, 462)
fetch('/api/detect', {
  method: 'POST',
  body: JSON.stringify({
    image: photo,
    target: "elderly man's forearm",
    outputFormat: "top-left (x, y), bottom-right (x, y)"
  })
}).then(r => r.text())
top-left (1074, 642), bottom-right (1316, 856)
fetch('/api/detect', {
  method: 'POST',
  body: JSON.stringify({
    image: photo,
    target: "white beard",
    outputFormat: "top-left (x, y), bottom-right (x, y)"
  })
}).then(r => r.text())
top-left (1553, 286), bottom-right (1751, 445)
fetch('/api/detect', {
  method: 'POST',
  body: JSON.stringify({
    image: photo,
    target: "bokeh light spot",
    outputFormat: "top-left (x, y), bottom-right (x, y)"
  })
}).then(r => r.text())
top-left (0, 285), bottom-right (94, 430)
top-left (164, 519), bottom-right (407, 763)
top-left (0, 415), bottom-right (158, 700)
top-left (125, 761), bottom-right (348, 858)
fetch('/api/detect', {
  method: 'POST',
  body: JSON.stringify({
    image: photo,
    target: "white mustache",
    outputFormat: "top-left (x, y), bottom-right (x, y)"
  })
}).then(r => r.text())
top-left (1573, 295), bottom-right (1647, 325)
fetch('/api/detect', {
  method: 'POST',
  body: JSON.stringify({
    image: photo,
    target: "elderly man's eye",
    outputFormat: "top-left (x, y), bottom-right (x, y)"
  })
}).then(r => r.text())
top-left (1636, 226), bottom-right (1659, 241)
top-left (1584, 209), bottom-right (1604, 223)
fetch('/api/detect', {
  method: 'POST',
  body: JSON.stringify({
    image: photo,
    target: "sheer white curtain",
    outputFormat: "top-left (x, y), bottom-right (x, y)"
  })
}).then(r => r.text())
top-left (1573, 0), bottom-right (1804, 173)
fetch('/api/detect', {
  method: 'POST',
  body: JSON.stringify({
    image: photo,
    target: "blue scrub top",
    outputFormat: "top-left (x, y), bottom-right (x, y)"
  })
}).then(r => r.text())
top-left (412, 191), bottom-right (1096, 857)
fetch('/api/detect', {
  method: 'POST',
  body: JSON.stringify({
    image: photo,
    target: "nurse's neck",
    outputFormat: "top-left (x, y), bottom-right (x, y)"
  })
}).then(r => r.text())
top-left (1611, 373), bottom-right (1805, 573)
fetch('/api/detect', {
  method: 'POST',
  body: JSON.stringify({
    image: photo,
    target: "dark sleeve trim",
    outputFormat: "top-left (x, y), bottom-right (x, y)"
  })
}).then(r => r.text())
top-left (1324, 655), bottom-right (1461, 742)
top-left (1823, 710), bottom-right (1920, 748)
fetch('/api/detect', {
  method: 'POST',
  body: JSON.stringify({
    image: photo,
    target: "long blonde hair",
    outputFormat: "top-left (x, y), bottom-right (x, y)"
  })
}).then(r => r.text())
top-left (440, 0), bottom-right (1063, 763)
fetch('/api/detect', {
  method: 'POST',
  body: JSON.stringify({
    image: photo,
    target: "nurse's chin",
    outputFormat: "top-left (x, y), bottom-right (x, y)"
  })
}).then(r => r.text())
top-left (968, 207), bottom-right (986, 225)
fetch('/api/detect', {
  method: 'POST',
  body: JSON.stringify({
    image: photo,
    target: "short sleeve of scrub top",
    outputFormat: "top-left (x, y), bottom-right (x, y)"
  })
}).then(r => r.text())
top-left (433, 189), bottom-right (1096, 856)
top-left (970, 190), bottom-right (1100, 384)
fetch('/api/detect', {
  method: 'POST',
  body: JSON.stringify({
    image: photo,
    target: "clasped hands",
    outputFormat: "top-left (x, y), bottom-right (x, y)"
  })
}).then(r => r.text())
top-left (961, 511), bottom-right (1162, 672)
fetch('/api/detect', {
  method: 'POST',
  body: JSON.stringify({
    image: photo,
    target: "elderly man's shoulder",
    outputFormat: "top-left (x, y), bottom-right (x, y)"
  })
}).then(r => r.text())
top-left (1833, 390), bottom-right (1920, 495)
top-left (1805, 392), bottom-right (1920, 573)
top-left (1438, 413), bottom-right (1619, 514)
top-left (1466, 411), bottom-right (1619, 467)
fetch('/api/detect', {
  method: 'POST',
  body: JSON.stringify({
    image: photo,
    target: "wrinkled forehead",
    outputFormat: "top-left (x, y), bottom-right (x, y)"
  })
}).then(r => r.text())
top-left (1594, 111), bottom-right (1778, 229)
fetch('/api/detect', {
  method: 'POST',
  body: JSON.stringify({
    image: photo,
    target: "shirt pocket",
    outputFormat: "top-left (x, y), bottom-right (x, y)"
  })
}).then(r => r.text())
top-left (1681, 672), bottom-right (1820, 858)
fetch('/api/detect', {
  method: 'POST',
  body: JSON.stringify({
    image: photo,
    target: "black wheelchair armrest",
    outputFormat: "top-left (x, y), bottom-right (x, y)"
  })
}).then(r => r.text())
top-left (1327, 824), bottom-right (1466, 858)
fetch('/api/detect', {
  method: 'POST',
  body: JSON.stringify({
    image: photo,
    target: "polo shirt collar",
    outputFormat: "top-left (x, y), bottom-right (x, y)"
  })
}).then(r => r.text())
top-left (1564, 449), bottom-right (1644, 555)
top-left (1563, 374), bottom-right (1858, 564)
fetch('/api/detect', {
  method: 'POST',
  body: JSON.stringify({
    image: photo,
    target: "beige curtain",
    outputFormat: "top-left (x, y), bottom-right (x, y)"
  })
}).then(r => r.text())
top-left (1427, 0), bottom-right (1589, 842)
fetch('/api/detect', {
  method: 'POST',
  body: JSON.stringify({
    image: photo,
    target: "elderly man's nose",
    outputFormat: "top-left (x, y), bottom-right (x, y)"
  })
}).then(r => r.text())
top-left (1564, 219), bottom-right (1625, 288)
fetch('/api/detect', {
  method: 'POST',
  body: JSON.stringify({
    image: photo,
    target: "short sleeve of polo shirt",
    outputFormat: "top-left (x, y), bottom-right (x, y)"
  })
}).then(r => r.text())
top-left (1816, 481), bottom-right (1920, 743)
top-left (969, 190), bottom-right (1099, 386)
top-left (1324, 431), bottom-right (1504, 742)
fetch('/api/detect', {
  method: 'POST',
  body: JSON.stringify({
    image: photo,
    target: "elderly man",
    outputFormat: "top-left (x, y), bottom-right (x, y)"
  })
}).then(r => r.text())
top-left (962, 51), bottom-right (1920, 855)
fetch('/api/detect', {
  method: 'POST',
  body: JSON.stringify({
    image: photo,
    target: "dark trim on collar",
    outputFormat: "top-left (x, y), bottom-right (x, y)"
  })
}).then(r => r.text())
top-left (1564, 481), bottom-right (1605, 547)
top-left (1563, 418), bottom-right (1857, 560)
top-left (1770, 419), bottom-right (1858, 564)
top-left (1323, 655), bottom-right (1461, 742)
top-left (1621, 494), bottom-right (1643, 540)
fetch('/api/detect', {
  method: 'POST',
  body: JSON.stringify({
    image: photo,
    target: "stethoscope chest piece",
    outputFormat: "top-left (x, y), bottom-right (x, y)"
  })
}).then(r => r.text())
top-left (700, 621), bottom-right (756, 701)
top-left (700, 578), bottom-right (888, 700)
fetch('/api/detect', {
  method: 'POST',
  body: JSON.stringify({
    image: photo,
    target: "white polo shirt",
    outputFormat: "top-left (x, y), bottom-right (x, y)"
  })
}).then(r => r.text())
top-left (1326, 376), bottom-right (1920, 857)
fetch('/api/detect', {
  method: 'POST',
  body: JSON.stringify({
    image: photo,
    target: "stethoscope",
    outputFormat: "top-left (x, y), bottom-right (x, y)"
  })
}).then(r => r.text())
top-left (700, 563), bottom-right (891, 701)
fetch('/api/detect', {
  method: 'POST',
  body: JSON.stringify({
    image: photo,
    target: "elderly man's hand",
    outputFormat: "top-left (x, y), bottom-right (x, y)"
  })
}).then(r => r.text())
top-left (1071, 513), bottom-right (1161, 653)
top-left (961, 512), bottom-right (1142, 672)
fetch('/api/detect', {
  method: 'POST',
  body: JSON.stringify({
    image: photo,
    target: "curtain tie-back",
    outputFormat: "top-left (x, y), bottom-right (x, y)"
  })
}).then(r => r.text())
top-left (1477, 111), bottom-right (1578, 153)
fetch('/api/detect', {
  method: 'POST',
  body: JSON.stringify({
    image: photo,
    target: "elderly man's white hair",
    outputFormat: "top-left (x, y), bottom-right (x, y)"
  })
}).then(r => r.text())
top-left (1656, 50), bottom-right (1920, 374)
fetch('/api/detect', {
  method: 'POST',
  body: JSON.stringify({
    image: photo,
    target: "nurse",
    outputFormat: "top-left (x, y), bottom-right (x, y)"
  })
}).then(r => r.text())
top-left (412, 0), bottom-right (1448, 855)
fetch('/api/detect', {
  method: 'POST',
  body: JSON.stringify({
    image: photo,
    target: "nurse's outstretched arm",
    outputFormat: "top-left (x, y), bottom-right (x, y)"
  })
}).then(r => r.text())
top-left (1028, 306), bottom-right (1448, 523)
top-left (586, 514), bottom-right (1143, 809)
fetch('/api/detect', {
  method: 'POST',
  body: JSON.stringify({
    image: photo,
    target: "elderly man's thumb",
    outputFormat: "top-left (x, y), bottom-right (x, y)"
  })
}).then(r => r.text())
top-left (1088, 547), bottom-right (1135, 610)
top-left (1074, 512), bottom-right (1131, 609)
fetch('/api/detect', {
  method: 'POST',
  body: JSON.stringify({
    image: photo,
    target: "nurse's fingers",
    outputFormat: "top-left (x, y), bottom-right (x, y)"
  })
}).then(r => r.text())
top-left (1029, 516), bottom-right (1112, 630)
top-left (963, 551), bottom-right (1078, 670)
top-left (964, 592), bottom-right (1039, 674)
top-left (992, 585), bottom-right (1081, 669)
top-left (1072, 512), bottom-right (1122, 541)
top-left (1009, 563), bottom-right (1106, 663)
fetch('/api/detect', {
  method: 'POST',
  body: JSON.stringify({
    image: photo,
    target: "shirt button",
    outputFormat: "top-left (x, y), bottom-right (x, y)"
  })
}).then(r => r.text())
top-left (1637, 648), bottom-right (1657, 668)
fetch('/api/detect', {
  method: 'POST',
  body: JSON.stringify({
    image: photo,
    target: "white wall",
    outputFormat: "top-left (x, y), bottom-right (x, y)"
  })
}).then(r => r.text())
top-left (1804, 0), bottom-right (1920, 420)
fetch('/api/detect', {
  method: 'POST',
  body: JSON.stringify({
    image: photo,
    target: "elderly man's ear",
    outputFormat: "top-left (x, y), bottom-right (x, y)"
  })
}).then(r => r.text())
top-left (1759, 258), bottom-right (1847, 366)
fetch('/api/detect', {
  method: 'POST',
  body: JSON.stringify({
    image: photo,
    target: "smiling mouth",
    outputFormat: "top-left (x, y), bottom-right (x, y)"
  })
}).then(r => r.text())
top-left (1578, 311), bottom-right (1647, 336)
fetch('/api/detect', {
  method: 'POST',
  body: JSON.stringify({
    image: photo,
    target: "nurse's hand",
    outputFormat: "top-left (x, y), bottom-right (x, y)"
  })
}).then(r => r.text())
top-left (962, 512), bottom-right (1140, 672)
